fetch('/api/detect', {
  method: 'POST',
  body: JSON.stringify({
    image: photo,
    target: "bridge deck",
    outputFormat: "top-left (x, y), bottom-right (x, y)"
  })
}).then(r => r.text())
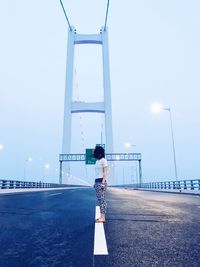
top-left (0, 188), bottom-right (199, 266)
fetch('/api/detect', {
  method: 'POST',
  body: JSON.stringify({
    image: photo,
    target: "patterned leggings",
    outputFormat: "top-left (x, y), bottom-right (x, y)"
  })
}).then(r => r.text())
top-left (94, 182), bottom-right (107, 215)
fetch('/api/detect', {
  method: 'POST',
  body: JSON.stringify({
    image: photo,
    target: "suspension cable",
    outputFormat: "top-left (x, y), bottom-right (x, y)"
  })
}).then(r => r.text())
top-left (74, 67), bottom-right (85, 153)
top-left (104, 0), bottom-right (110, 30)
top-left (59, 0), bottom-right (72, 31)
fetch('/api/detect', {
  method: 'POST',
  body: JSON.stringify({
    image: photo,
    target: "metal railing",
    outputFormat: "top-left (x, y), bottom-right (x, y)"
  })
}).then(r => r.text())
top-left (140, 179), bottom-right (200, 191)
top-left (0, 179), bottom-right (67, 189)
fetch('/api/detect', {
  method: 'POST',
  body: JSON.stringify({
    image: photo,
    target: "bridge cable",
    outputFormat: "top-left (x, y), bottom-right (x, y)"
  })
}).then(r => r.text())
top-left (74, 67), bottom-right (85, 153)
top-left (74, 66), bottom-right (90, 183)
top-left (104, 0), bottom-right (110, 30)
top-left (59, 0), bottom-right (72, 31)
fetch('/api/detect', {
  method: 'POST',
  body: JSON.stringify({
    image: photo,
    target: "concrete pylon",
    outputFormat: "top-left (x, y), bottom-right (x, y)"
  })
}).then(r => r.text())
top-left (62, 27), bottom-right (113, 183)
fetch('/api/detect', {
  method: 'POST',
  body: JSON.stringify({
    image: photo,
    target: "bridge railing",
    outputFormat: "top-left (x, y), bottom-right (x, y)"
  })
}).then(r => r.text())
top-left (0, 179), bottom-right (66, 189)
top-left (140, 179), bottom-right (200, 191)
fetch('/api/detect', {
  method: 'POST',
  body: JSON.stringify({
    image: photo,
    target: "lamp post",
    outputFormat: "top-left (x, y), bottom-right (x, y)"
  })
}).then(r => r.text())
top-left (151, 103), bottom-right (178, 180)
top-left (124, 142), bottom-right (136, 185)
top-left (43, 164), bottom-right (50, 182)
top-left (23, 157), bottom-right (33, 181)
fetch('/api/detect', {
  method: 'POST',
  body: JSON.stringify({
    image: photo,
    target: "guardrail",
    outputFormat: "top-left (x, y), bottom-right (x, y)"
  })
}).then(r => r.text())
top-left (0, 179), bottom-right (66, 189)
top-left (140, 179), bottom-right (200, 191)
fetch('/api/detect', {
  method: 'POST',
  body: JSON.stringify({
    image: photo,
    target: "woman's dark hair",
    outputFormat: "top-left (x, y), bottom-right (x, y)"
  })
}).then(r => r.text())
top-left (93, 146), bottom-right (105, 160)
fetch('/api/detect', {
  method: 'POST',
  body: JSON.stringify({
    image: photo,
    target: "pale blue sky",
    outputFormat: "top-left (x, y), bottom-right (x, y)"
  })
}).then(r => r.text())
top-left (0, 1), bottom-right (200, 184)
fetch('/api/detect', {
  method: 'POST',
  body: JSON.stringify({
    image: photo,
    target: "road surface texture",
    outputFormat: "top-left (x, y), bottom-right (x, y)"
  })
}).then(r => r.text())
top-left (0, 187), bottom-right (199, 267)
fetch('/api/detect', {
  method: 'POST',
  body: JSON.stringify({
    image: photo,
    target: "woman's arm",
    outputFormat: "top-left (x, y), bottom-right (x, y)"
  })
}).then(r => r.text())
top-left (102, 166), bottom-right (108, 184)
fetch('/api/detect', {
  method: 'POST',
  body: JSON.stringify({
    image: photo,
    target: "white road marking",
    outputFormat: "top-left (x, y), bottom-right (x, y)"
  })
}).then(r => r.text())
top-left (94, 206), bottom-right (108, 255)
top-left (48, 193), bottom-right (63, 197)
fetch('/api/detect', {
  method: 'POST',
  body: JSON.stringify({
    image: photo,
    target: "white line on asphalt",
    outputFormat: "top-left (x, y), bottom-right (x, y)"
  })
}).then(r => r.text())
top-left (94, 206), bottom-right (108, 255)
top-left (48, 193), bottom-right (63, 197)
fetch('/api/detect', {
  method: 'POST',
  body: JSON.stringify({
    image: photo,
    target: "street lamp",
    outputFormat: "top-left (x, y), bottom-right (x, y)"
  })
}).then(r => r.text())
top-left (151, 103), bottom-right (178, 180)
top-left (124, 142), bottom-right (137, 185)
top-left (43, 164), bottom-right (50, 182)
top-left (44, 164), bottom-right (50, 169)
top-left (125, 142), bottom-right (131, 149)
top-left (24, 157), bottom-right (33, 181)
top-left (124, 142), bottom-right (136, 151)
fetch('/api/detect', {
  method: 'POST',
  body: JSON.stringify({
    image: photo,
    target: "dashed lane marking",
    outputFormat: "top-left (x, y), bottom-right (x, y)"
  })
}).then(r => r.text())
top-left (94, 206), bottom-right (108, 255)
top-left (48, 193), bottom-right (63, 197)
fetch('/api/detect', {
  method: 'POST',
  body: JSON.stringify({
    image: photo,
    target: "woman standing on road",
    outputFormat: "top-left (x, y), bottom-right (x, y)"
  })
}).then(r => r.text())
top-left (93, 146), bottom-right (108, 223)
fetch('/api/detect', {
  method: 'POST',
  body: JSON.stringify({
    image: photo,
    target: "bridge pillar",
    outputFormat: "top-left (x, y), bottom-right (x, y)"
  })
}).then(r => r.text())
top-left (62, 27), bottom-right (114, 183)
top-left (62, 27), bottom-right (75, 180)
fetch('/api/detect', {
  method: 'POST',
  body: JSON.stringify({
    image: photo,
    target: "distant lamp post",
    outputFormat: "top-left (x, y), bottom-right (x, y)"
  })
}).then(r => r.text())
top-left (54, 168), bottom-right (58, 183)
top-left (151, 103), bottom-right (178, 181)
top-left (124, 142), bottom-right (136, 150)
top-left (44, 164), bottom-right (50, 169)
top-left (124, 142), bottom-right (137, 184)
top-left (24, 157), bottom-right (33, 181)
top-left (125, 142), bottom-right (131, 149)
top-left (43, 164), bottom-right (50, 182)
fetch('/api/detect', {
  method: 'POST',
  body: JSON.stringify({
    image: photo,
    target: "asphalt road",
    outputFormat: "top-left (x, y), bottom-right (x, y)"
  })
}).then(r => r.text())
top-left (0, 188), bottom-right (199, 267)
top-left (99, 188), bottom-right (200, 267)
top-left (0, 188), bottom-right (95, 267)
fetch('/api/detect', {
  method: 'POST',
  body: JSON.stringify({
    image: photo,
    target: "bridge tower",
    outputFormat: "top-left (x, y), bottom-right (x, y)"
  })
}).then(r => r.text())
top-left (62, 27), bottom-right (114, 176)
